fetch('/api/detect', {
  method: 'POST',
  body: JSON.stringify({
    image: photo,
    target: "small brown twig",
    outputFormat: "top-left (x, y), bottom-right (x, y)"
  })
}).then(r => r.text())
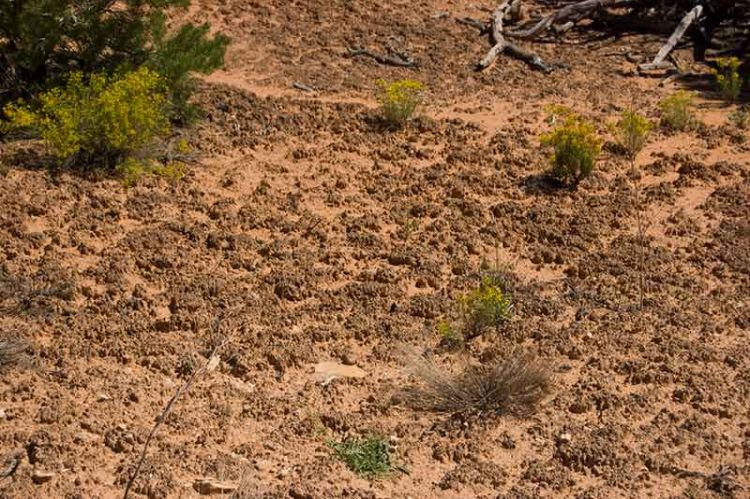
top-left (122, 338), bottom-right (230, 499)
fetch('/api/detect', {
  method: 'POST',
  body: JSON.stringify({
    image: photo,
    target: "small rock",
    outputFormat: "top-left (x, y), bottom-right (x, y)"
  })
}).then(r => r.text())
top-left (340, 350), bottom-right (357, 366)
top-left (312, 361), bottom-right (366, 386)
top-left (0, 408), bottom-right (6, 420)
top-left (96, 393), bottom-right (111, 402)
top-left (569, 402), bottom-right (589, 414)
top-left (32, 470), bottom-right (56, 484)
top-left (558, 432), bottom-right (572, 443)
top-left (193, 478), bottom-right (238, 495)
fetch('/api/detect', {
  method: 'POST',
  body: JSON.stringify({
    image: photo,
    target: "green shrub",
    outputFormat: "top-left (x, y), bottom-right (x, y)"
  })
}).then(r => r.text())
top-left (3, 68), bottom-right (170, 167)
top-left (612, 110), bottom-right (653, 159)
top-left (729, 105), bottom-right (750, 130)
top-left (437, 321), bottom-right (463, 348)
top-left (712, 57), bottom-right (743, 103)
top-left (460, 276), bottom-right (512, 338)
top-left (540, 110), bottom-right (602, 185)
top-left (329, 435), bottom-right (394, 478)
top-left (0, 0), bottom-right (229, 121)
top-left (375, 79), bottom-right (424, 127)
top-left (660, 91), bottom-right (696, 131)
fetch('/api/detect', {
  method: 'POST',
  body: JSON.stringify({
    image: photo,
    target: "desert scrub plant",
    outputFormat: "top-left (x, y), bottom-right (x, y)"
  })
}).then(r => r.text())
top-left (375, 79), bottom-right (424, 127)
top-left (0, 337), bottom-right (26, 371)
top-left (0, 0), bottom-right (229, 121)
top-left (460, 275), bottom-right (512, 339)
top-left (540, 109), bottom-right (602, 185)
top-left (329, 435), bottom-right (394, 478)
top-left (437, 321), bottom-right (463, 348)
top-left (660, 91), bottom-right (697, 131)
top-left (612, 110), bottom-right (653, 159)
top-left (729, 105), bottom-right (750, 130)
top-left (2, 68), bottom-right (170, 168)
top-left (712, 57), bottom-right (743, 103)
top-left (402, 349), bottom-right (552, 415)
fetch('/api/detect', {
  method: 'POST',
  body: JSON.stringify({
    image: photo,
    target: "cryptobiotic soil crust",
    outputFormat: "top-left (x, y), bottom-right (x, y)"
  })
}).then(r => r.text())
top-left (1, 1), bottom-right (748, 498)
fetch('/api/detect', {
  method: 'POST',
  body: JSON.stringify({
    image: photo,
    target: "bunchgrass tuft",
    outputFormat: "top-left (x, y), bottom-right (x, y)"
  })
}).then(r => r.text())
top-left (402, 349), bottom-right (552, 416)
top-left (0, 338), bottom-right (26, 370)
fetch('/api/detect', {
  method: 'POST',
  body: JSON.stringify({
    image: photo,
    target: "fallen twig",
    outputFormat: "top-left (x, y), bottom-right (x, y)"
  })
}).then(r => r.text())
top-left (122, 338), bottom-right (230, 499)
top-left (506, 0), bottom-right (632, 39)
top-left (346, 47), bottom-right (417, 68)
top-left (476, 1), bottom-right (555, 73)
top-left (292, 81), bottom-right (315, 93)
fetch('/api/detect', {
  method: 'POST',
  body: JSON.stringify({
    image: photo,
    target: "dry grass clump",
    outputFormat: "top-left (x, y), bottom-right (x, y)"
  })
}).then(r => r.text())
top-left (402, 350), bottom-right (552, 416)
top-left (0, 338), bottom-right (26, 370)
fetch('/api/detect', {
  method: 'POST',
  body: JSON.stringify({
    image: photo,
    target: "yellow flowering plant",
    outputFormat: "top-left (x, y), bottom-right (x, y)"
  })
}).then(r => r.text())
top-left (375, 79), bottom-right (424, 127)
top-left (612, 110), bottom-right (653, 159)
top-left (540, 109), bottom-right (602, 185)
top-left (2, 67), bottom-right (170, 167)
top-left (712, 57), bottom-right (743, 103)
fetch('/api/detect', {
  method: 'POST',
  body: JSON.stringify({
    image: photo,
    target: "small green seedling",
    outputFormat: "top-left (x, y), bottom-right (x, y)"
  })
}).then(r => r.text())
top-left (329, 435), bottom-right (394, 478)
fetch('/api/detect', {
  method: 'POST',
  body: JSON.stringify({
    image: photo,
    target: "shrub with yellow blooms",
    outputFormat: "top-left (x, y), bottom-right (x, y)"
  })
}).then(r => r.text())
top-left (375, 79), bottom-right (424, 127)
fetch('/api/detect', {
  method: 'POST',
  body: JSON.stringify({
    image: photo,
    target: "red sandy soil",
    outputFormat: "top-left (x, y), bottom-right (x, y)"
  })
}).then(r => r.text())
top-left (1, 1), bottom-right (749, 498)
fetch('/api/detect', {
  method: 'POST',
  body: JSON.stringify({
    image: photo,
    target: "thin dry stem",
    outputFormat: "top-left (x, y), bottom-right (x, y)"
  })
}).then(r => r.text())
top-left (122, 338), bottom-right (230, 499)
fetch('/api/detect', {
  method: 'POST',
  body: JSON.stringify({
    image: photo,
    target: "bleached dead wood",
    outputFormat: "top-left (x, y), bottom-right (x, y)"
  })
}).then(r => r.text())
top-left (506, 0), bottom-right (630, 39)
top-left (639, 6), bottom-right (703, 71)
top-left (475, 1), bottom-right (554, 73)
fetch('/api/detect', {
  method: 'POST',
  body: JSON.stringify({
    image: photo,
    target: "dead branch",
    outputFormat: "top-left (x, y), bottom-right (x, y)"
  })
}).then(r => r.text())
top-left (475, 1), bottom-right (555, 73)
top-left (506, 0), bottom-right (631, 39)
top-left (122, 339), bottom-right (229, 499)
top-left (457, 17), bottom-right (490, 34)
top-left (346, 47), bottom-right (417, 68)
top-left (639, 5), bottom-right (703, 71)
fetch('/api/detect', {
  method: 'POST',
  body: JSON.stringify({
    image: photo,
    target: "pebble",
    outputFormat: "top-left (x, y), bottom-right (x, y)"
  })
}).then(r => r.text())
top-left (32, 470), bottom-right (56, 484)
top-left (193, 478), bottom-right (238, 495)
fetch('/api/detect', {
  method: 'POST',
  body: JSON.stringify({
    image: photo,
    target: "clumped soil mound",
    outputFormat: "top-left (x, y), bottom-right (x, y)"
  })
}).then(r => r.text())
top-left (1, 1), bottom-right (749, 498)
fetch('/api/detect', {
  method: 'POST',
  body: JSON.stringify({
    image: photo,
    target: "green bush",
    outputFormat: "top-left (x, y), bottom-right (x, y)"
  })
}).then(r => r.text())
top-left (660, 91), bottom-right (696, 131)
top-left (437, 321), bottom-right (463, 348)
top-left (540, 110), bottom-right (602, 185)
top-left (329, 435), bottom-right (394, 478)
top-left (3, 68), bottom-right (170, 168)
top-left (612, 110), bottom-right (653, 159)
top-left (0, 0), bottom-right (229, 121)
top-left (375, 79), bottom-right (424, 127)
top-left (712, 57), bottom-right (743, 103)
top-left (729, 105), bottom-right (750, 130)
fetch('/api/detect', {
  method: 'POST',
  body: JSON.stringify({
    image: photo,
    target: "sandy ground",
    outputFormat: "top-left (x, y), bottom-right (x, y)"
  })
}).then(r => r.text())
top-left (1, 1), bottom-right (749, 498)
